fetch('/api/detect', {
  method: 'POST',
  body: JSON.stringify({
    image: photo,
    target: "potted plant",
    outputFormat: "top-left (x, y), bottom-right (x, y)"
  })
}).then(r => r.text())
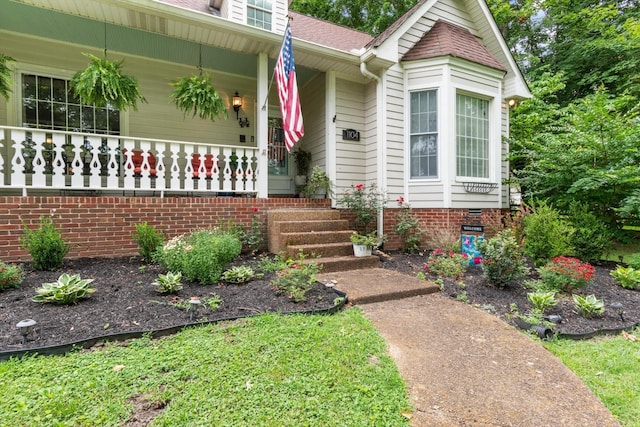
top-left (170, 72), bottom-right (227, 121)
top-left (302, 166), bottom-right (333, 198)
top-left (350, 231), bottom-right (384, 257)
top-left (0, 53), bottom-right (15, 101)
top-left (291, 148), bottom-right (311, 186)
top-left (71, 53), bottom-right (146, 110)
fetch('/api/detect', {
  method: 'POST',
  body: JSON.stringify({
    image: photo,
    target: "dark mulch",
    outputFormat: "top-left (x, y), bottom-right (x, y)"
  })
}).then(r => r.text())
top-left (0, 255), bottom-right (343, 354)
top-left (380, 251), bottom-right (640, 338)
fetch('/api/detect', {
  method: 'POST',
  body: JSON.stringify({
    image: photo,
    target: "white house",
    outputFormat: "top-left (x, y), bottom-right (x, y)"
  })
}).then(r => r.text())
top-left (0, 0), bottom-right (530, 258)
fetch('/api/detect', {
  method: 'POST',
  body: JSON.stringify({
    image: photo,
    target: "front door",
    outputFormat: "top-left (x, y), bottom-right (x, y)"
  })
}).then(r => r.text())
top-left (267, 125), bottom-right (294, 195)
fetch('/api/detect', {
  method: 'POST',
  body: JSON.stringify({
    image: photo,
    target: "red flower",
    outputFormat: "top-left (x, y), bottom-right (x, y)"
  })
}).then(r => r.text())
top-left (396, 196), bottom-right (405, 205)
top-left (473, 257), bottom-right (482, 265)
top-left (355, 183), bottom-right (364, 191)
top-left (252, 207), bottom-right (258, 213)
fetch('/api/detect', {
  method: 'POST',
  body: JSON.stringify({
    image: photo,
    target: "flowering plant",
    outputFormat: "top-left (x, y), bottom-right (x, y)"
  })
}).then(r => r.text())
top-left (271, 254), bottom-right (322, 302)
top-left (538, 256), bottom-right (594, 294)
top-left (0, 261), bottom-right (24, 290)
top-left (394, 197), bottom-right (425, 253)
top-left (337, 183), bottom-right (387, 233)
top-left (424, 249), bottom-right (468, 279)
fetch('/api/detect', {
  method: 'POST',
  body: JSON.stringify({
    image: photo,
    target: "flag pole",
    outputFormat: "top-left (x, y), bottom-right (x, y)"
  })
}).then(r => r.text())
top-left (260, 15), bottom-right (292, 111)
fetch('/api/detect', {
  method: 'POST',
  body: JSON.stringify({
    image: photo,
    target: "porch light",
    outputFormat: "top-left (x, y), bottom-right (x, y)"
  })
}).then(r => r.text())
top-left (508, 98), bottom-right (517, 108)
top-left (189, 297), bottom-right (202, 321)
top-left (232, 91), bottom-right (242, 119)
top-left (16, 319), bottom-right (37, 345)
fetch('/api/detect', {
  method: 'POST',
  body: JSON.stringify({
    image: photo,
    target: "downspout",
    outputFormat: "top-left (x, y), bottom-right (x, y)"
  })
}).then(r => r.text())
top-left (359, 61), bottom-right (386, 245)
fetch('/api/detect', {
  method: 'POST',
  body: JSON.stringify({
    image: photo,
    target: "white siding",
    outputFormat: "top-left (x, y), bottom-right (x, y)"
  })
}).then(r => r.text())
top-left (298, 74), bottom-right (326, 168)
top-left (334, 77), bottom-right (367, 188)
top-left (383, 66), bottom-right (406, 198)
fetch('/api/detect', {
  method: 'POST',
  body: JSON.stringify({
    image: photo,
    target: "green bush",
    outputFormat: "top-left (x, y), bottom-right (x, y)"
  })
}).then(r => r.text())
top-left (20, 216), bottom-right (69, 271)
top-left (394, 197), bottom-right (425, 253)
top-left (477, 230), bottom-right (530, 288)
top-left (271, 253), bottom-right (322, 302)
top-left (132, 221), bottom-right (165, 263)
top-left (523, 201), bottom-right (574, 266)
top-left (566, 202), bottom-right (613, 262)
top-left (537, 256), bottom-right (594, 294)
top-left (424, 249), bottom-right (468, 279)
top-left (626, 253), bottom-right (640, 269)
top-left (32, 273), bottom-right (95, 304)
top-left (0, 261), bottom-right (24, 290)
top-left (156, 229), bottom-right (242, 285)
top-left (610, 265), bottom-right (640, 290)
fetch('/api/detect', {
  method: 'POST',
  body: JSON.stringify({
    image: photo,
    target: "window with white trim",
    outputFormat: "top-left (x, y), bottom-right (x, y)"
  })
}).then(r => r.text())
top-left (456, 93), bottom-right (488, 178)
top-left (409, 90), bottom-right (438, 179)
top-left (22, 73), bottom-right (120, 135)
top-left (247, 0), bottom-right (272, 30)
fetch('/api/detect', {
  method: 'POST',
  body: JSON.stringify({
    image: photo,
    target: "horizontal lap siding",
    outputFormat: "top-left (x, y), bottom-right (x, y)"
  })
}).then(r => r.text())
top-left (384, 67), bottom-right (406, 198)
top-left (335, 78), bottom-right (366, 187)
top-left (0, 196), bottom-right (330, 262)
top-left (451, 68), bottom-right (501, 92)
top-left (301, 75), bottom-right (326, 168)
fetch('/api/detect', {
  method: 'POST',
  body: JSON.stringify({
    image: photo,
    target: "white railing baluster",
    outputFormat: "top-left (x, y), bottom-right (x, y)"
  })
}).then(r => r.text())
top-left (154, 142), bottom-right (166, 190)
top-left (169, 143), bottom-right (181, 191)
top-left (10, 132), bottom-right (26, 188)
top-left (106, 137), bottom-right (120, 189)
top-left (51, 133), bottom-right (65, 188)
top-left (122, 139), bottom-right (136, 190)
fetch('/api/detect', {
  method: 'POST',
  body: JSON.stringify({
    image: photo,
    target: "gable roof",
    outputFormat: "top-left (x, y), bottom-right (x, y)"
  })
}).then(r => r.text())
top-left (288, 11), bottom-right (373, 53)
top-left (402, 20), bottom-right (506, 72)
top-left (368, 0), bottom-right (427, 48)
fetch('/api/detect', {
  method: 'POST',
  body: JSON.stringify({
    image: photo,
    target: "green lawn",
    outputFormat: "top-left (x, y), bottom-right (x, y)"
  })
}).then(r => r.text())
top-left (0, 309), bottom-right (411, 427)
top-left (544, 327), bottom-right (640, 427)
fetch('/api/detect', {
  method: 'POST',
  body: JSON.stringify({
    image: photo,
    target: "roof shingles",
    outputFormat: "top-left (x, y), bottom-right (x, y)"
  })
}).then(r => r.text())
top-left (402, 20), bottom-right (506, 72)
top-left (288, 12), bottom-right (373, 53)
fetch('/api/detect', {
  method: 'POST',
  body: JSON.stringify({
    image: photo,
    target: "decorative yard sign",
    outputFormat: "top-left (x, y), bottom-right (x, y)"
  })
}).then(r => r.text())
top-left (461, 224), bottom-right (484, 266)
top-left (342, 129), bottom-right (360, 141)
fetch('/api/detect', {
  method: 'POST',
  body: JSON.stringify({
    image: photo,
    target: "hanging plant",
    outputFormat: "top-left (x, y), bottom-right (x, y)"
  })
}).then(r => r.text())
top-left (70, 53), bottom-right (146, 111)
top-left (170, 72), bottom-right (227, 121)
top-left (0, 53), bottom-right (15, 100)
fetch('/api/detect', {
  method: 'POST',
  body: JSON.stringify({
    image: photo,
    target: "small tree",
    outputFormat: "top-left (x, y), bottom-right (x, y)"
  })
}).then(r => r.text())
top-left (20, 216), bottom-right (70, 271)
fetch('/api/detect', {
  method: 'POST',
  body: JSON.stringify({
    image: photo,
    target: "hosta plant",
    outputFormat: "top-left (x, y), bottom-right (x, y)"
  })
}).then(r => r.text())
top-left (71, 53), bottom-right (146, 110)
top-left (572, 294), bottom-right (604, 318)
top-left (152, 271), bottom-right (183, 294)
top-left (0, 261), bottom-right (24, 290)
top-left (222, 265), bottom-right (255, 284)
top-left (527, 291), bottom-right (558, 314)
top-left (32, 273), bottom-right (95, 304)
top-left (610, 265), bottom-right (640, 290)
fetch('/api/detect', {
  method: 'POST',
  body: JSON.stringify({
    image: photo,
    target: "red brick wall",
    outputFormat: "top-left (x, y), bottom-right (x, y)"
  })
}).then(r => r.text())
top-left (0, 196), bottom-right (330, 262)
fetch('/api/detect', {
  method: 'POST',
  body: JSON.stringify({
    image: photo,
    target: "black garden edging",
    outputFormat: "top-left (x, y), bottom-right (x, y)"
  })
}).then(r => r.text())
top-left (0, 290), bottom-right (348, 361)
top-left (514, 317), bottom-right (640, 341)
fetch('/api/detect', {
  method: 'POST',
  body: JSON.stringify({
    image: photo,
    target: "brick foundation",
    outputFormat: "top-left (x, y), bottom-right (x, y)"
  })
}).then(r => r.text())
top-left (0, 196), bottom-right (330, 262)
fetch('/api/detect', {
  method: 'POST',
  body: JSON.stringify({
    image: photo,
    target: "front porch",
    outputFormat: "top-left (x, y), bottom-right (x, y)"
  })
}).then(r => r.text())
top-left (1, 126), bottom-right (262, 197)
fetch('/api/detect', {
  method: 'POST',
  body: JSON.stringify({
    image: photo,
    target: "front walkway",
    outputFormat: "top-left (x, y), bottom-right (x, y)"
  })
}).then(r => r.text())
top-left (318, 269), bottom-right (620, 427)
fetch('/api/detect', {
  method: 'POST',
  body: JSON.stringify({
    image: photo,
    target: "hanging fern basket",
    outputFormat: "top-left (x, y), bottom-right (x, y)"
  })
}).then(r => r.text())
top-left (170, 73), bottom-right (227, 121)
top-left (70, 53), bottom-right (146, 111)
top-left (0, 53), bottom-right (15, 101)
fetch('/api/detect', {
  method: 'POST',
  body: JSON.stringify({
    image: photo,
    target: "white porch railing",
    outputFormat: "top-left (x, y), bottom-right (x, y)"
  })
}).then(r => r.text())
top-left (0, 126), bottom-right (259, 196)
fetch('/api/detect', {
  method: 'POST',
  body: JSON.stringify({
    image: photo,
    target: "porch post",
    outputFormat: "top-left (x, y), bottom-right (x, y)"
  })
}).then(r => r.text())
top-left (256, 52), bottom-right (269, 198)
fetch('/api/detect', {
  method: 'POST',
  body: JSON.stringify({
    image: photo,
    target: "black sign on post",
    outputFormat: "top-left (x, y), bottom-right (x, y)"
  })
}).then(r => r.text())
top-left (461, 224), bottom-right (484, 233)
top-left (342, 129), bottom-right (360, 141)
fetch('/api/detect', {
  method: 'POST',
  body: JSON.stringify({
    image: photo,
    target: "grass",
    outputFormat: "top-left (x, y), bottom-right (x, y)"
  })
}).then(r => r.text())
top-left (0, 309), bottom-right (411, 427)
top-left (544, 327), bottom-right (640, 427)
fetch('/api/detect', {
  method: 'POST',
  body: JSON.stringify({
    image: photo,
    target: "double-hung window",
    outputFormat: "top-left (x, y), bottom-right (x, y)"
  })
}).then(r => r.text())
top-left (456, 93), bottom-right (489, 178)
top-left (409, 90), bottom-right (438, 179)
top-left (247, 0), bottom-right (272, 31)
top-left (22, 73), bottom-right (120, 135)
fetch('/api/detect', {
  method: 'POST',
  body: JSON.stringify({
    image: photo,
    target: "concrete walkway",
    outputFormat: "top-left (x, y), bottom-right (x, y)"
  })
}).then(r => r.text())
top-left (317, 269), bottom-right (621, 427)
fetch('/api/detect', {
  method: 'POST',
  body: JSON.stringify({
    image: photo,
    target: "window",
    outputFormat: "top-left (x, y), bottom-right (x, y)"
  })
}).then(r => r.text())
top-left (456, 94), bottom-right (488, 178)
top-left (410, 90), bottom-right (438, 179)
top-left (247, 0), bottom-right (272, 30)
top-left (22, 74), bottom-right (120, 135)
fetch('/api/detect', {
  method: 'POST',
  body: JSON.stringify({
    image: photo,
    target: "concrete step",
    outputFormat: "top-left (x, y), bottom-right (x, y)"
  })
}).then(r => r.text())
top-left (279, 230), bottom-right (355, 249)
top-left (287, 242), bottom-right (354, 258)
top-left (310, 255), bottom-right (381, 273)
top-left (276, 219), bottom-right (350, 233)
top-left (267, 208), bottom-right (341, 223)
top-left (267, 209), bottom-right (347, 253)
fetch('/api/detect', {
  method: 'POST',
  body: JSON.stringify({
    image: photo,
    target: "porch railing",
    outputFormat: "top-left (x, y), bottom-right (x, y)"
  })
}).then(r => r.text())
top-left (0, 126), bottom-right (259, 196)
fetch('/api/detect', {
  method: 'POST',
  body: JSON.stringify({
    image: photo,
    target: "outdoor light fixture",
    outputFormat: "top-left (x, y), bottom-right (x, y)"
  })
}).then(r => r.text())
top-left (16, 319), bottom-right (37, 345)
top-left (508, 98), bottom-right (517, 108)
top-left (232, 91), bottom-right (242, 119)
top-left (610, 302), bottom-right (625, 322)
top-left (189, 297), bottom-right (202, 321)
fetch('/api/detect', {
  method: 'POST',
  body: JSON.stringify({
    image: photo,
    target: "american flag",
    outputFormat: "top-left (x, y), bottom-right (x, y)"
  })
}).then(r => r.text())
top-left (275, 22), bottom-right (304, 151)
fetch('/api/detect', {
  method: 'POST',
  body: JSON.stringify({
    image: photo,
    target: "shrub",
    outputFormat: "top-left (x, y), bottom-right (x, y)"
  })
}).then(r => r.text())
top-left (566, 202), bottom-right (613, 262)
top-left (337, 183), bottom-right (386, 233)
top-left (626, 253), bottom-right (640, 269)
top-left (222, 265), bottom-right (255, 284)
top-left (0, 262), bottom-right (24, 290)
top-left (152, 271), bottom-right (183, 294)
top-left (242, 207), bottom-right (265, 254)
top-left (271, 253), bottom-right (322, 302)
top-left (527, 291), bottom-right (558, 314)
top-left (610, 265), bottom-right (640, 290)
top-left (538, 256), bottom-right (594, 294)
top-left (476, 230), bottom-right (530, 288)
top-left (32, 273), bottom-right (95, 304)
top-left (393, 197), bottom-right (425, 253)
top-left (155, 228), bottom-right (242, 285)
top-left (425, 227), bottom-right (460, 252)
top-left (573, 294), bottom-right (604, 318)
top-left (523, 201), bottom-right (574, 266)
top-left (132, 221), bottom-right (165, 263)
top-left (20, 216), bottom-right (69, 271)
top-left (425, 249), bottom-right (468, 279)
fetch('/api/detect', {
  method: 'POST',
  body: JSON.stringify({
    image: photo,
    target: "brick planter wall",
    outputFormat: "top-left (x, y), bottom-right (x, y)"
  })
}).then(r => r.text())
top-left (0, 196), bottom-right (330, 262)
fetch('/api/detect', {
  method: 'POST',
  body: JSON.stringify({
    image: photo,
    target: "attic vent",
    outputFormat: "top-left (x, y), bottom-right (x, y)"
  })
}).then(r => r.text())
top-left (468, 209), bottom-right (482, 216)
